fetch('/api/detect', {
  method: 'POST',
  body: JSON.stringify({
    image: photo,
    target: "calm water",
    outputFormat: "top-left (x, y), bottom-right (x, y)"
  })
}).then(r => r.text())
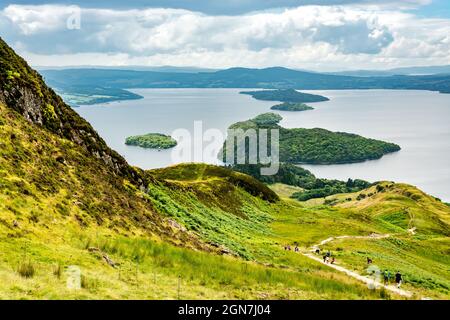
top-left (76, 89), bottom-right (450, 201)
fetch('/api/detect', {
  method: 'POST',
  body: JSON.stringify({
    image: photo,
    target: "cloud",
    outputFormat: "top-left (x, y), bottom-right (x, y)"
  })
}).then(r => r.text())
top-left (0, 1), bottom-right (432, 15)
top-left (0, 3), bottom-right (449, 70)
top-left (1, 5), bottom-right (396, 55)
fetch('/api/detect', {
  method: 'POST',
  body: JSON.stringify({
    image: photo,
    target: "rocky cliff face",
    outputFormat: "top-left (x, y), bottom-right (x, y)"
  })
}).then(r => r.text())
top-left (0, 37), bottom-right (143, 185)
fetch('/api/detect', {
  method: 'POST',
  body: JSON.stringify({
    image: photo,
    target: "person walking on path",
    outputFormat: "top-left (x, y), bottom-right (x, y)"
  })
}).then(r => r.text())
top-left (395, 271), bottom-right (403, 288)
top-left (383, 270), bottom-right (391, 285)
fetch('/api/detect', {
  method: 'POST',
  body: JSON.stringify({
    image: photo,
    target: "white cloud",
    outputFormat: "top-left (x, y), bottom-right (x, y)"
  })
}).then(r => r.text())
top-left (1, 4), bottom-right (449, 70)
top-left (2, 4), bottom-right (80, 35)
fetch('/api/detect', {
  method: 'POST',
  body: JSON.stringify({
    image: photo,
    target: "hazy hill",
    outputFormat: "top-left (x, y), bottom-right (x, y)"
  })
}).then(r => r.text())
top-left (329, 65), bottom-right (450, 77)
top-left (40, 66), bottom-right (450, 105)
top-left (43, 66), bottom-right (448, 89)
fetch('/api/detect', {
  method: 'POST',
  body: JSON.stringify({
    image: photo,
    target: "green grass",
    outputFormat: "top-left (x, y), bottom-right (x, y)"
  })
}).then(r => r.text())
top-left (324, 237), bottom-right (450, 299)
top-left (0, 227), bottom-right (389, 300)
top-left (272, 182), bottom-right (450, 299)
top-left (269, 183), bottom-right (304, 198)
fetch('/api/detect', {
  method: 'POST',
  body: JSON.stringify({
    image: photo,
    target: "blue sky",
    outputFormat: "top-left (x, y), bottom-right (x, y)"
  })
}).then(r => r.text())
top-left (1, 0), bottom-right (449, 70)
top-left (416, 0), bottom-right (450, 18)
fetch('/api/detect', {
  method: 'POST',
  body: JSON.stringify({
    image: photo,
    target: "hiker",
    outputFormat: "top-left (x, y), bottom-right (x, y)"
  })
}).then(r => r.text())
top-left (315, 249), bottom-right (320, 255)
top-left (294, 246), bottom-right (299, 252)
top-left (287, 245), bottom-right (291, 251)
top-left (323, 255), bottom-right (327, 263)
top-left (367, 257), bottom-right (372, 264)
top-left (395, 271), bottom-right (403, 288)
top-left (326, 250), bottom-right (331, 258)
top-left (331, 257), bottom-right (335, 264)
top-left (383, 270), bottom-right (391, 285)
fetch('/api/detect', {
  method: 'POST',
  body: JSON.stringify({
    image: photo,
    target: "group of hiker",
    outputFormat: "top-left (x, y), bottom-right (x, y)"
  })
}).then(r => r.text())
top-left (322, 249), bottom-right (335, 264)
top-left (283, 244), bottom-right (300, 252)
top-left (368, 257), bottom-right (403, 288)
top-left (311, 248), bottom-right (337, 264)
top-left (284, 244), bottom-right (404, 289)
top-left (383, 269), bottom-right (403, 288)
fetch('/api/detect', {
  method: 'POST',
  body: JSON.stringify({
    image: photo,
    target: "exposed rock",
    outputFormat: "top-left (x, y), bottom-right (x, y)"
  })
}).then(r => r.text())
top-left (167, 219), bottom-right (187, 232)
top-left (87, 247), bottom-right (117, 268)
top-left (218, 245), bottom-right (233, 255)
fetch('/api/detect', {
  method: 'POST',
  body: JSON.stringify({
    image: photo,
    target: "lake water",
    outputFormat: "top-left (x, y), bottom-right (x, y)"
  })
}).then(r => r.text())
top-left (75, 89), bottom-right (450, 202)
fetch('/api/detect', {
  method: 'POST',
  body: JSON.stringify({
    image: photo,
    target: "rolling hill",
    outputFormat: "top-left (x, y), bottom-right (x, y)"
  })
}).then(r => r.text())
top-left (40, 66), bottom-right (450, 105)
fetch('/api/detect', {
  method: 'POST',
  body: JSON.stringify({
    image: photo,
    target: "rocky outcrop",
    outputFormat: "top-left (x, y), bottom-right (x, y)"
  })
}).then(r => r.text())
top-left (0, 37), bottom-right (145, 186)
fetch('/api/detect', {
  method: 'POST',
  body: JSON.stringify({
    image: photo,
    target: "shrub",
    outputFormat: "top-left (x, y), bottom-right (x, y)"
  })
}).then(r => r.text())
top-left (53, 263), bottom-right (62, 279)
top-left (43, 104), bottom-right (57, 121)
top-left (81, 275), bottom-right (99, 290)
top-left (17, 260), bottom-right (36, 278)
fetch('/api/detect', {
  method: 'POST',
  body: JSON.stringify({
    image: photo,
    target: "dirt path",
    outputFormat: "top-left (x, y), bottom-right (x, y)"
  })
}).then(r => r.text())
top-left (302, 233), bottom-right (414, 298)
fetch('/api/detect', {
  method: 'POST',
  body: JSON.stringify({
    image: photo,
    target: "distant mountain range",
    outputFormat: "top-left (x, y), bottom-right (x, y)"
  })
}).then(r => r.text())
top-left (325, 65), bottom-right (450, 77)
top-left (40, 66), bottom-right (450, 105)
top-left (36, 65), bottom-right (218, 73)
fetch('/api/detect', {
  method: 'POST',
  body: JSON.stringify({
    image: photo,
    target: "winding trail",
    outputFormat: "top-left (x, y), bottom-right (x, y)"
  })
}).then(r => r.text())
top-left (302, 233), bottom-right (414, 298)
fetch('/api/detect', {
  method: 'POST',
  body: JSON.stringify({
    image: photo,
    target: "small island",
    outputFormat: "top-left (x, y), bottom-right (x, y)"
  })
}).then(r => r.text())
top-left (240, 89), bottom-right (329, 103)
top-left (270, 102), bottom-right (314, 112)
top-left (223, 113), bottom-right (401, 164)
top-left (125, 133), bottom-right (177, 149)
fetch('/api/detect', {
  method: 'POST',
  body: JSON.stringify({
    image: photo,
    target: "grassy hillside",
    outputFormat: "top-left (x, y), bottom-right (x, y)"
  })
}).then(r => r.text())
top-left (0, 44), bottom-right (389, 298)
top-left (273, 182), bottom-right (450, 298)
top-left (0, 110), bottom-right (388, 299)
top-left (0, 36), bottom-right (448, 300)
top-left (0, 103), bottom-right (448, 298)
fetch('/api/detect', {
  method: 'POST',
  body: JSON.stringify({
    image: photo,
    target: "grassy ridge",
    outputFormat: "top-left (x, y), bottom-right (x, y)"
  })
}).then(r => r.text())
top-left (283, 182), bottom-right (450, 298)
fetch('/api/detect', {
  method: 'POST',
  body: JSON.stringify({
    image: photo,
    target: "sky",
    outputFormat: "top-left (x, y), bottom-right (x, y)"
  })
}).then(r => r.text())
top-left (0, 0), bottom-right (449, 71)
